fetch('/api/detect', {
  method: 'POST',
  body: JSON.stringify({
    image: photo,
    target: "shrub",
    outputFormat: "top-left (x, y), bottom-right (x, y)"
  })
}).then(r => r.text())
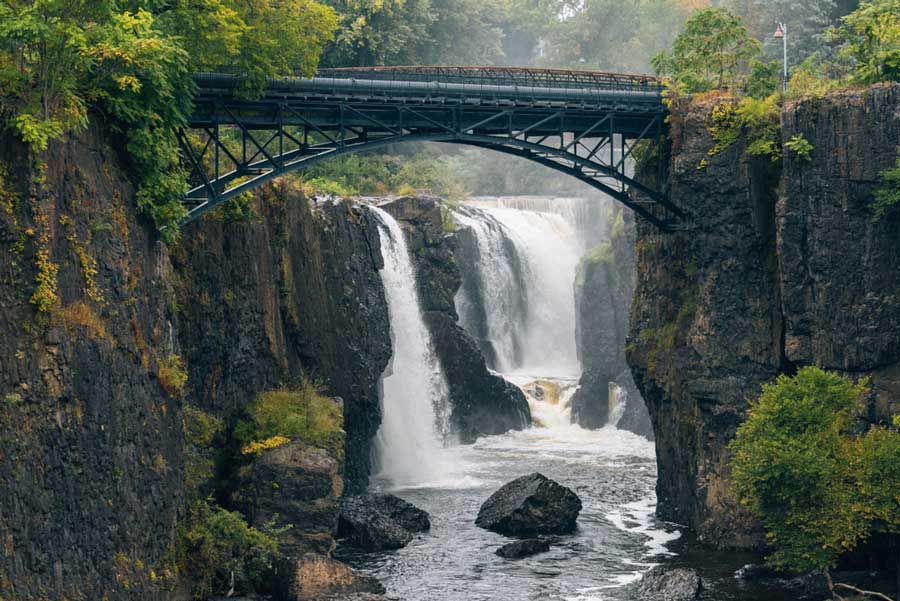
top-left (872, 148), bottom-right (900, 220)
top-left (235, 380), bottom-right (343, 457)
top-left (831, 0), bottom-right (900, 84)
top-left (707, 96), bottom-right (781, 160)
top-left (158, 354), bottom-right (188, 397)
top-left (730, 366), bottom-right (900, 593)
top-left (59, 302), bottom-right (108, 340)
top-left (785, 135), bottom-right (814, 162)
top-left (177, 500), bottom-right (286, 599)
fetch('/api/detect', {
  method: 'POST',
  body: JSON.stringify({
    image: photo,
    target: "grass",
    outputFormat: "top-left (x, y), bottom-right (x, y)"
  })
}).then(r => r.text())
top-left (59, 301), bottom-right (108, 340)
top-left (235, 379), bottom-right (343, 457)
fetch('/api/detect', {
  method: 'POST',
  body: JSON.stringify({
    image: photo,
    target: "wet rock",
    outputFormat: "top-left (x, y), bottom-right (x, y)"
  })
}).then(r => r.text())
top-left (338, 493), bottom-right (429, 551)
top-left (244, 439), bottom-right (344, 556)
top-left (476, 473), bottom-right (582, 536)
top-left (495, 538), bottom-right (551, 559)
top-left (637, 566), bottom-right (702, 601)
top-left (276, 554), bottom-right (386, 601)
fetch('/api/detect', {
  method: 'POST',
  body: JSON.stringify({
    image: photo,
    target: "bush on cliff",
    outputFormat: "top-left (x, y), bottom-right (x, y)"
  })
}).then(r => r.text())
top-left (730, 367), bottom-right (900, 597)
top-left (235, 380), bottom-right (343, 457)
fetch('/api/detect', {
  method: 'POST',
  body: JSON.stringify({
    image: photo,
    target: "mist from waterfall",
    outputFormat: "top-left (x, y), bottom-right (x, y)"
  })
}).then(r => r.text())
top-left (453, 202), bottom-right (583, 378)
top-left (371, 206), bottom-right (453, 487)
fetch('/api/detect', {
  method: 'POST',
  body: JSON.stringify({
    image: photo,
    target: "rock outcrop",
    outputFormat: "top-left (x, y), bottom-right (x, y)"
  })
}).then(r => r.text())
top-left (381, 196), bottom-right (531, 442)
top-left (276, 554), bottom-right (386, 601)
top-left (475, 473), bottom-right (582, 536)
top-left (172, 185), bottom-right (392, 493)
top-left (636, 566), bottom-right (702, 601)
top-left (244, 439), bottom-right (344, 556)
top-left (627, 85), bottom-right (900, 548)
top-left (572, 206), bottom-right (653, 438)
top-left (495, 538), bottom-right (551, 559)
top-left (337, 494), bottom-right (430, 551)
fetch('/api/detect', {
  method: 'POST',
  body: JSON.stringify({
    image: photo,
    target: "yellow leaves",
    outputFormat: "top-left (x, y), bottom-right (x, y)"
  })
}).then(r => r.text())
top-left (241, 435), bottom-right (290, 456)
top-left (115, 74), bottom-right (141, 92)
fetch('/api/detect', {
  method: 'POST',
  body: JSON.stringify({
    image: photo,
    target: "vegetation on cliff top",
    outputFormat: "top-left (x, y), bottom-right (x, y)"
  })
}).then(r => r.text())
top-left (730, 367), bottom-right (900, 594)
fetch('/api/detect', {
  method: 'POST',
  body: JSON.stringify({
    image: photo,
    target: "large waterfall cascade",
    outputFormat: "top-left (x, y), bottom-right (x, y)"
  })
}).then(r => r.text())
top-left (371, 206), bottom-right (454, 487)
top-left (453, 199), bottom-right (589, 380)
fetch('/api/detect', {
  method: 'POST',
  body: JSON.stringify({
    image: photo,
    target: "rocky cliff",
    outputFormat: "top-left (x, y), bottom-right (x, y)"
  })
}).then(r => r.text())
top-left (0, 127), bottom-right (183, 599)
top-left (0, 125), bottom-right (394, 598)
top-left (381, 197), bottom-right (532, 442)
top-left (172, 184), bottom-right (391, 493)
top-left (627, 84), bottom-right (900, 548)
top-left (572, 206), bottom-right (653, 438)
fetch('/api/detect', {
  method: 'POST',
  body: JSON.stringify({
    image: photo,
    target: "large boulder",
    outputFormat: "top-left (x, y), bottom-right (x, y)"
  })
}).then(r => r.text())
top-left (495, 538), bottom-right (551, 559)
top-left (276, 554), bottom-right (385, 601)
top-left (637, 566), bottom-right (701, 601)
top-left (338, 494), bottom-right (430, 551)
top-left (475, 473), bottom-right (582, 536)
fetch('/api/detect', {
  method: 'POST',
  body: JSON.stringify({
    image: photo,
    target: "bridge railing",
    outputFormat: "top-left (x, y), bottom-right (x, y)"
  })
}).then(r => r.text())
top-left (316, 66), bottom-right (660, 93)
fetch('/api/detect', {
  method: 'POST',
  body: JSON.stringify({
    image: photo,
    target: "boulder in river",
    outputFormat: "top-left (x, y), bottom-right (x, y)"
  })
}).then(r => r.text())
top-left (475, 473), bottom-right (582, 536)
top-left (338, 493), bottom-right (430, 551)
top-left (495, 538), bottom-right (551, 559)
top-left (637, 566), bottom-right (702, 601)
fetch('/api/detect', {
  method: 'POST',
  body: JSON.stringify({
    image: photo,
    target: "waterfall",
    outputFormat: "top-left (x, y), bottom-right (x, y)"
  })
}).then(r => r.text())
top-left (608, 383), bottom-right (627, 428)
top-left (371, 206), bottom-right (452, 487)
top-left (454, 203), bottom-right (581, 378)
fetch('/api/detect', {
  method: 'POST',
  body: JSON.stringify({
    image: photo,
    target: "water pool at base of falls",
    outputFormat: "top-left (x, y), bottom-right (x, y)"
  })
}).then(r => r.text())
top-left (338, 374), bottom-right (821, 601)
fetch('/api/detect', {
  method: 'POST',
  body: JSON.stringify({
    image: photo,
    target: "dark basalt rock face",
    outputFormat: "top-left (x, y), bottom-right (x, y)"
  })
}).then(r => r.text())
top-left (380, 196), bottom-right (531, 442)
top-left (0, 127), bottom-right (182, 599)
top-left (627, 85), bottom-right (900, 548)
top-left (637, 566), bottom-right (702, 601)
top-left (337, 493), bottom-right (430, 551)
top-left (173, 185), bottom-right (392, 493)
top-left (244, 439), bottom-right (345, 556)
top-left (572, 207), bottom-right (653, 439)
top-left (475, 473), bottom-right (582, 536)
top-left (495, 538), bottom-right (551, 559)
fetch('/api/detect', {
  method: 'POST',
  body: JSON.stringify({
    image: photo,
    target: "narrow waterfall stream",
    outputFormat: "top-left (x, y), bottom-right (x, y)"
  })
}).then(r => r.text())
top-left (371, 207), bottom-right (454, 488)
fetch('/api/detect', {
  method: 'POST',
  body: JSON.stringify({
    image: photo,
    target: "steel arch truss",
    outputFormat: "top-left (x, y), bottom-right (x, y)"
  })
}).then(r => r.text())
top-left (179, 100), bottom-right (685, 230)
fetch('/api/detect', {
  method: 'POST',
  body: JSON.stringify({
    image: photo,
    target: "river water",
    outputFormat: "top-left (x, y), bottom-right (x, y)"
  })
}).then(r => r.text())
top-left (351, 199), bottom-right (815, 601)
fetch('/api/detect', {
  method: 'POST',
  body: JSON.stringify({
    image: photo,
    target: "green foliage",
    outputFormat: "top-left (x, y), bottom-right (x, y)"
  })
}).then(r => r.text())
top-left (730, 367), bottom-right (900, 574)
top-left (831, 0), bottom-right (900, 84)
top-left (785, 135), bottom-right (813, 161)
top-left (177, 499), bottom-right (286, 599)
top-left (707, 96), bottom-right (781, 160)
top-left (158, 353), bottom-right (188, 397)
top-left (872, 148), bottom-right (900, 220)
top-left (745, 59), bottom-right (782, 99)
top-left (786, 56), bottom-right (844, 100)
top-left (235, 381), bottom-right (343, 457)
top-left (653, 8), bottom-right (761, 93)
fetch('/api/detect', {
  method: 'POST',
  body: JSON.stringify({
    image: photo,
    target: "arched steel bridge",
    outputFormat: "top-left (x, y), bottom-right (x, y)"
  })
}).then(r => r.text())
top-left (179, 66), bottom-right (685, 230)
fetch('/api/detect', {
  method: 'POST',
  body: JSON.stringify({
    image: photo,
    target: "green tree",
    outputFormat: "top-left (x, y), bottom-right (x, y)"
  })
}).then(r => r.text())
top-left (831, 0), bottom-right (900, 83)
top-left (730, 366), bottom-right (900, 599)
top-left (652, 7), bottom-right (761, 92)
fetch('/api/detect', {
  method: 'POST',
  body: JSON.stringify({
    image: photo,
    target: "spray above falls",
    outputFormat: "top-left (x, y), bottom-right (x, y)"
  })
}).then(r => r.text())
top-left (371, 206), bottom-right (453, 488)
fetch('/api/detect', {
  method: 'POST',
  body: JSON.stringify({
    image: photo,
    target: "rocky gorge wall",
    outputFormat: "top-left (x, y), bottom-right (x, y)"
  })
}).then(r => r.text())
top-left (627, 84), bottom-right (900, 548)
top-left (0, 125), bottom-right (394, 598)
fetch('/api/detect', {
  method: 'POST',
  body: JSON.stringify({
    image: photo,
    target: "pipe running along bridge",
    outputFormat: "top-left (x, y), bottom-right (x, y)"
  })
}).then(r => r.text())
top-left (180, 66), bottom-right (685, 231)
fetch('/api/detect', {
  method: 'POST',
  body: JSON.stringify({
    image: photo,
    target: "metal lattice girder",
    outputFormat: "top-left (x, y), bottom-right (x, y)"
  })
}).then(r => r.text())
top-left (180, 67), bottom-right (685, 231)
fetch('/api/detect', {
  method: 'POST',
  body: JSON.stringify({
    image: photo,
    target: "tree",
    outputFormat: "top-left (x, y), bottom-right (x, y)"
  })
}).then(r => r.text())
top-left (652, 7), bottom-right (761, 92)
top-left (730, 366), bottom-right (900, 600)
top-left (831, 0), bottom-right (900, 83)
